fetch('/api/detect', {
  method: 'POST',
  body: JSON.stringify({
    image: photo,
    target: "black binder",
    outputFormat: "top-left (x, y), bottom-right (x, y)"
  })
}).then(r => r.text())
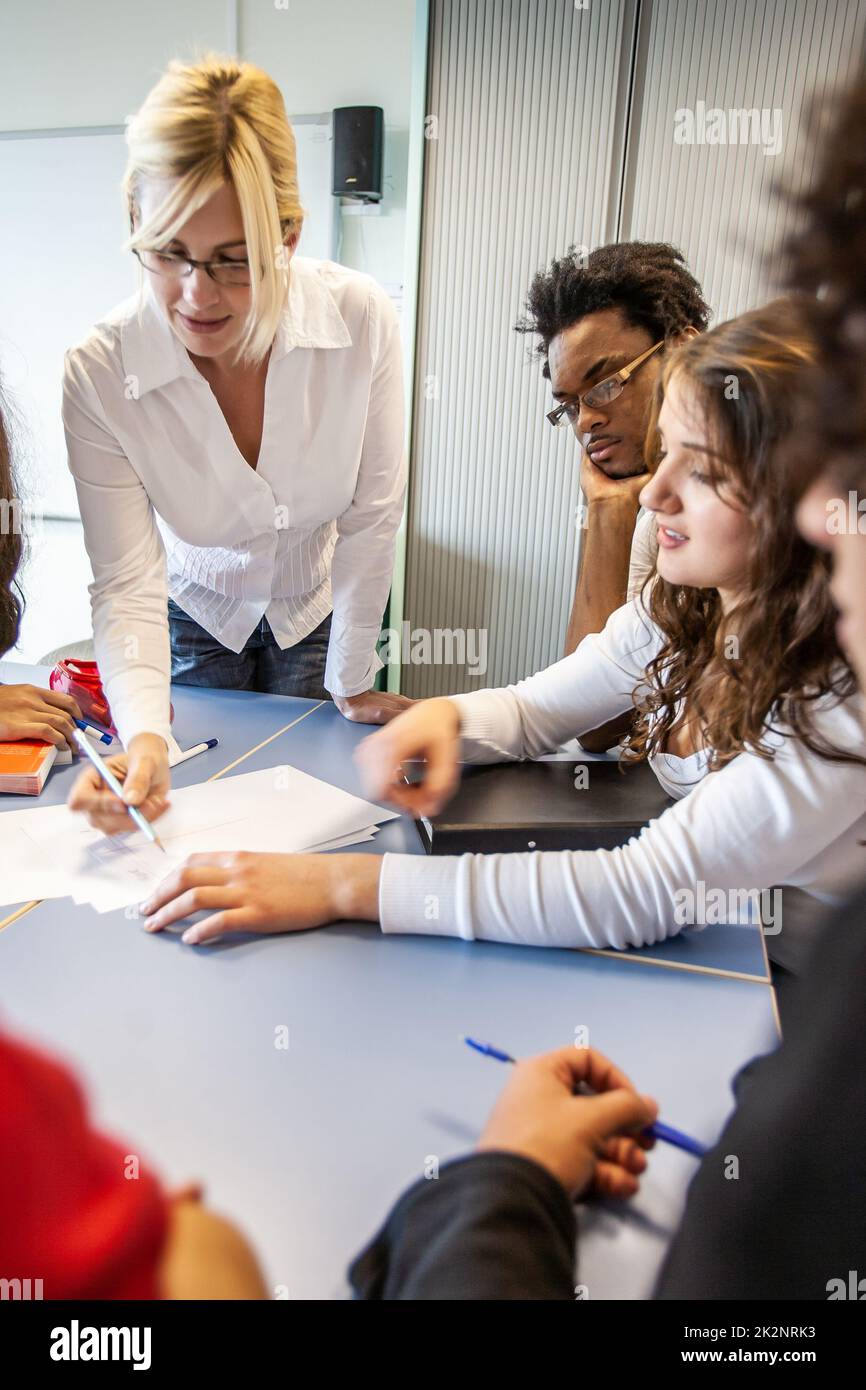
top-left (416, 758), bottom-right (674, 855)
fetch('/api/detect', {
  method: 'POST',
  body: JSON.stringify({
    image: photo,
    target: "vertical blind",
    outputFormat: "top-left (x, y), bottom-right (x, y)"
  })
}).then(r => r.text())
top-left (404, 0), bottom-right (866, 696)
top-left (620, 0), bottom-right (866, 322)
top-left (403, 0), bottom-right (635, 695)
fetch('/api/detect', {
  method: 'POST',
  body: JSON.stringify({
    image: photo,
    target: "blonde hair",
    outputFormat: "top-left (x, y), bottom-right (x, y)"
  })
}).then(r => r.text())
top-left (123, 54), bottom-right (304, 363)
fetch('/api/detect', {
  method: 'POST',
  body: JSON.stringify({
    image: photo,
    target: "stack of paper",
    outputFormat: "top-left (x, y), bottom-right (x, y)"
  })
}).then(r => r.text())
top-left (0, 764), bottom-right (398, 913)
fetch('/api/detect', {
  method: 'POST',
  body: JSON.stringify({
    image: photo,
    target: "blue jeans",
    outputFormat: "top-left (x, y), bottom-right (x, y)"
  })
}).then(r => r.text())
top-left (168, 598), bottom-right (331, 699)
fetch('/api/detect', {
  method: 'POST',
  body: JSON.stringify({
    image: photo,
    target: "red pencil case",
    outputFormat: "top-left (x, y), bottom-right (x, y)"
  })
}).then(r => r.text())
top-left (49, 659), bottom-right (174, 738)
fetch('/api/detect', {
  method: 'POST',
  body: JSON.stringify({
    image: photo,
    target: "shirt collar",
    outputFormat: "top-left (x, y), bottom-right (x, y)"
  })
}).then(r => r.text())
top-left (121, 257), bottom-right (351, 395)
top-left (272, 257), bottom-right (353, 359)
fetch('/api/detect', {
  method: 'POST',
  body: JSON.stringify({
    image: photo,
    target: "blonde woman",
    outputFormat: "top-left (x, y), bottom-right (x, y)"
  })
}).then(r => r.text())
top-left (67, 55), bottom-right (409, 833)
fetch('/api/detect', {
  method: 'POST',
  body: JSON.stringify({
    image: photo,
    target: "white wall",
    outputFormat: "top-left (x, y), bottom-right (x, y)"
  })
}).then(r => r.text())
top-left (239, 0), bottom-right (415, 124)
top-left (0, 0), bottom-right (414, 294)
top-left (239, 0), bottom-right (416, 305)
top-left (0, 0), bottom-right (414, 129)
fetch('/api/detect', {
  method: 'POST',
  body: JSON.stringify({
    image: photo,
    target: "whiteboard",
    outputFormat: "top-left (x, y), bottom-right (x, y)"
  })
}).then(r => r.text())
top-left (0, 117), bottom-right (336, 519)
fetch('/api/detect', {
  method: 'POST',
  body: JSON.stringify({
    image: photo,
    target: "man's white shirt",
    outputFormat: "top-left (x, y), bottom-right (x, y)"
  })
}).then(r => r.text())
top-left (628, 506), bottom-right (659, 600)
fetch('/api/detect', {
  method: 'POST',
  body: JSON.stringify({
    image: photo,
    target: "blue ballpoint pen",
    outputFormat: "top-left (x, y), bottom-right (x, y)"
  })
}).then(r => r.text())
top-left (463, 1036), bottom-right (708, 1158)
top-left (74, 718), bottom-right (113, 746)
top-left (71, 727), bottom-right (166, 852)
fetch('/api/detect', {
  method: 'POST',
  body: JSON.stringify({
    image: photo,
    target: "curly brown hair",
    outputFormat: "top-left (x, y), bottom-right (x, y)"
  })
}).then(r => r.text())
top-left (0, 381), bottom-right (24, 657)
top-left (621, 298), bottom-right (863, 772)
top-left (784, 80), bottom-right (866, 500)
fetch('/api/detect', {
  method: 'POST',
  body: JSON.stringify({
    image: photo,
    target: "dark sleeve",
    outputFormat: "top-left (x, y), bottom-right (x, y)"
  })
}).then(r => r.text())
top-left (349, 1152), bottom-right (577, 1300)
top-left (656, 884), bottom-right (866, 1300)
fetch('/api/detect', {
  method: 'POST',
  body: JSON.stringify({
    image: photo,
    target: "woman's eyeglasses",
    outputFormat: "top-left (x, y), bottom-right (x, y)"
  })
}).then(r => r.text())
top-left (133, 247), bottom-right (251, 287)
top-left (546, 340), bottom-right (665, 428)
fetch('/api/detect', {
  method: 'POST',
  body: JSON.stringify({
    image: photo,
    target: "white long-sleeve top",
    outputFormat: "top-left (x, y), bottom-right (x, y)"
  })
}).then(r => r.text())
top-left (62, 258), bottom-right (406, 748)
top-left (379, 599), bottom-right (866, 951)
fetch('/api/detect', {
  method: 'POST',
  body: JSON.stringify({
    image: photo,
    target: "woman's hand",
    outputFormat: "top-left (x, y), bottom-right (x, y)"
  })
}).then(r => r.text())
top-left (478, 1046), bottom-right (658, 1200)
top-left (0, 683), bottom-right (82, 752)
top-left (354, 696), bottom-right (462, 817)
top-left (67, 731), bottom-right (171, 834)
top-left (333, 689), bottom-right (416, 725)
top-left (140, 851), bottom-right (382, 945)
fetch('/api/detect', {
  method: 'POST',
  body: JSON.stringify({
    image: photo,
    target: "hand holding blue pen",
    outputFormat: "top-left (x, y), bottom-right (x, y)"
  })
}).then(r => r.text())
top-left (465, 1039), bottom-right (660, 1202)
top-left (465, 1036), bottom-right (707, 1159)
top-left (71, 728), bottom-right (166, 852)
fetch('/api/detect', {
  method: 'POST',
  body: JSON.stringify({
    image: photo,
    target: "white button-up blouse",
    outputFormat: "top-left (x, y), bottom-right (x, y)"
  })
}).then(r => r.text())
top-left (62, 257), bottom-right (407, 748)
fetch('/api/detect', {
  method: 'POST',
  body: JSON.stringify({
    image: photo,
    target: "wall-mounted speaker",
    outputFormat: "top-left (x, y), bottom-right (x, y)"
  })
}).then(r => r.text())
top-left (332, 106), bottom-right (384, 203)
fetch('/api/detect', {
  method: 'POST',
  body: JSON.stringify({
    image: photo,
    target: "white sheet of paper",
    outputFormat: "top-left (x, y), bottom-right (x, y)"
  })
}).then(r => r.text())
top-left (82, 827), bottom-right (382, 914)
top-left (0, 764), bottom-right (397, 912)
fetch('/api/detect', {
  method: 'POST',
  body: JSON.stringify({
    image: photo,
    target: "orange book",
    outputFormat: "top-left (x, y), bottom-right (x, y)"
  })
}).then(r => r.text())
top-left (0, 740), bottom-right (59, 795)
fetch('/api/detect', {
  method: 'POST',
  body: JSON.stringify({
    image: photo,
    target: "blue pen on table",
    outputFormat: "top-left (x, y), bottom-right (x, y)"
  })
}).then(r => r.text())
top-left (71, 727), bottom-right (166, 853)
top-left (464, 1036), bottom-right (707, 1158)
top-left (171, 738), bottom-right (219, 768)
top-left (73, 718), bottom-right (113, 746)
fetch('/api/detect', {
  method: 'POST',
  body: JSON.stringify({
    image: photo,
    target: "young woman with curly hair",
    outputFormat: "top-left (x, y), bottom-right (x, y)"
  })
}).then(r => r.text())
top-left (140, 298), bottom-right (866, 959)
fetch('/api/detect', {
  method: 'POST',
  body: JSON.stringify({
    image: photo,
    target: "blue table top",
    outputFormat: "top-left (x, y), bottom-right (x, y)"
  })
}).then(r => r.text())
top-left (0, 899), bottom-right (777, 1300)
top-left (0, 662), bottom-right (779, 1298)
top-left (272, 700), bottom-right (770, 980)
top-left (1, 662), bottom-right (769, 976)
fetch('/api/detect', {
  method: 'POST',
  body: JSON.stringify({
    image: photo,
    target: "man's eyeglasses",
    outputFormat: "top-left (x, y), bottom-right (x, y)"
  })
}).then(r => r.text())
top-left (546, 340), bottom-right (665, 428)
top-left (133, 247), bottom-right (251, 287)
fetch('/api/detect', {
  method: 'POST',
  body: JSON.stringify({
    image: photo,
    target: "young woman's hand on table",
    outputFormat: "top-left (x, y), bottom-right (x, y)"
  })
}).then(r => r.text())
top-left (478, 1046), bottom-right (659, 1200)
top-left (140, 851), bottom-right (382, 945)
top-left (0, 683), bottom-right (82, 752)
top-left (333, 689), bottom-right (415, 724)
top-left (67, 731), bottom-right (171, 834)
top-left (353, 696), bottom-right (462, 816)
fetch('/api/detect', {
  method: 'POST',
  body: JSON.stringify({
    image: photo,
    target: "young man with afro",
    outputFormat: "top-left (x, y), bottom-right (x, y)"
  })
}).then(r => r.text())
top-left (515, 242), bottom-right (709, 748)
